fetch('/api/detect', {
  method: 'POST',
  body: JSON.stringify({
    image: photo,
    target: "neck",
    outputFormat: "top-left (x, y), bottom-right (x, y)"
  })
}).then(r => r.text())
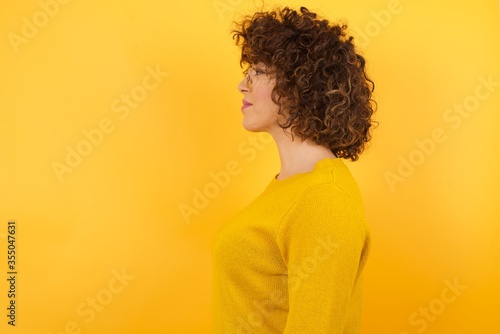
top-left (270, 129), bottom-right (337, 180)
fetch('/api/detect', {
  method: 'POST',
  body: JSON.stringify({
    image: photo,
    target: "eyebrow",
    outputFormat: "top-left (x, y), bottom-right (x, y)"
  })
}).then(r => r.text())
top-left (250, 66), bottom-right (268, 72)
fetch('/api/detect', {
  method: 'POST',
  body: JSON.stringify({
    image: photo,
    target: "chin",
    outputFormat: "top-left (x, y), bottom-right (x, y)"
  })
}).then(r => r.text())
top-left (242, 119), bottom-right (260, 132)
top-left (242, 124), bottom-right (262, 132)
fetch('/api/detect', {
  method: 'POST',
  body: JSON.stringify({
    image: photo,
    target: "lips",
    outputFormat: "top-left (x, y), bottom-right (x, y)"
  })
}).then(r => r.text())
top-left (241, 99), bottom-right (253, 111)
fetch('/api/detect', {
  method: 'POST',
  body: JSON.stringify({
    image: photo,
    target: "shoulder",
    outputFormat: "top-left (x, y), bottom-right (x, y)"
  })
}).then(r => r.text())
top-left (279, 180), bottom-right (367, 232)
top-left (276, 178), bottom-right (369, 263)
top-left (291, 173), bottom-right (364, 213)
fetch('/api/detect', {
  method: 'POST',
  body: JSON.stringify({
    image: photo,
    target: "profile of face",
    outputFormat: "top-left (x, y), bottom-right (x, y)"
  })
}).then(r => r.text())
top-left (237, 63), bottom-right (284, 134)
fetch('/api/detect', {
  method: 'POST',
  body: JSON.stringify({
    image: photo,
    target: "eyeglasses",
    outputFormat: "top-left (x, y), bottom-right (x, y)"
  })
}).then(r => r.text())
top-left (243, 66), bottom-right (269, 85)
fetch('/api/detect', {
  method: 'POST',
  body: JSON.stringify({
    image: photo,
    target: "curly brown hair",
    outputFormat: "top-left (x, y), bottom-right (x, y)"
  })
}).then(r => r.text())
top-left (232, 6), bottom-right (377, 161)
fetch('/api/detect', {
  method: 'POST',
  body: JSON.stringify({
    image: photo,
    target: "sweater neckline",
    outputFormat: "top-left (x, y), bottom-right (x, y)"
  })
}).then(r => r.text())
top-left (266, 157), bottom-right (341, 189)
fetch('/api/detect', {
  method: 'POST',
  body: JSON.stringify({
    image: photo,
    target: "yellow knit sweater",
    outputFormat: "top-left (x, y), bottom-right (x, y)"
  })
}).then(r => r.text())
top-left (211, 157), bottom-right (371, 334)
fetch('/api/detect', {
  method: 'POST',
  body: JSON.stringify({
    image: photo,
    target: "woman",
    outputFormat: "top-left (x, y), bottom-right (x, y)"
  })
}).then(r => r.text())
top-left (212, 6), bottom-right (376, 334)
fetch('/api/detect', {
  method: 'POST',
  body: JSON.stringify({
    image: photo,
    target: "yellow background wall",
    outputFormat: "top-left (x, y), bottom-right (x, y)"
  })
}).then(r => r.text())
top-left (0, 0), bottom-right (499, 333)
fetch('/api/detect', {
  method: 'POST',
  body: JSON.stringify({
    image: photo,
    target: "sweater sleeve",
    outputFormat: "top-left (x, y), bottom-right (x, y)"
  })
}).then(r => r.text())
top-left (276, 183), bottom-right (369, 334)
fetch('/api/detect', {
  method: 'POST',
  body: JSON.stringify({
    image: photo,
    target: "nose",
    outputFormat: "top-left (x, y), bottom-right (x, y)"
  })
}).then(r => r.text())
top-left (238, 75), bottom-right (250, 93)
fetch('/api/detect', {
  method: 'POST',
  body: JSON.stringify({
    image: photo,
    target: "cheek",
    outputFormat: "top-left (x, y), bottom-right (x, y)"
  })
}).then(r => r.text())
top-left (255, 85), bottom-right (276, 108)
